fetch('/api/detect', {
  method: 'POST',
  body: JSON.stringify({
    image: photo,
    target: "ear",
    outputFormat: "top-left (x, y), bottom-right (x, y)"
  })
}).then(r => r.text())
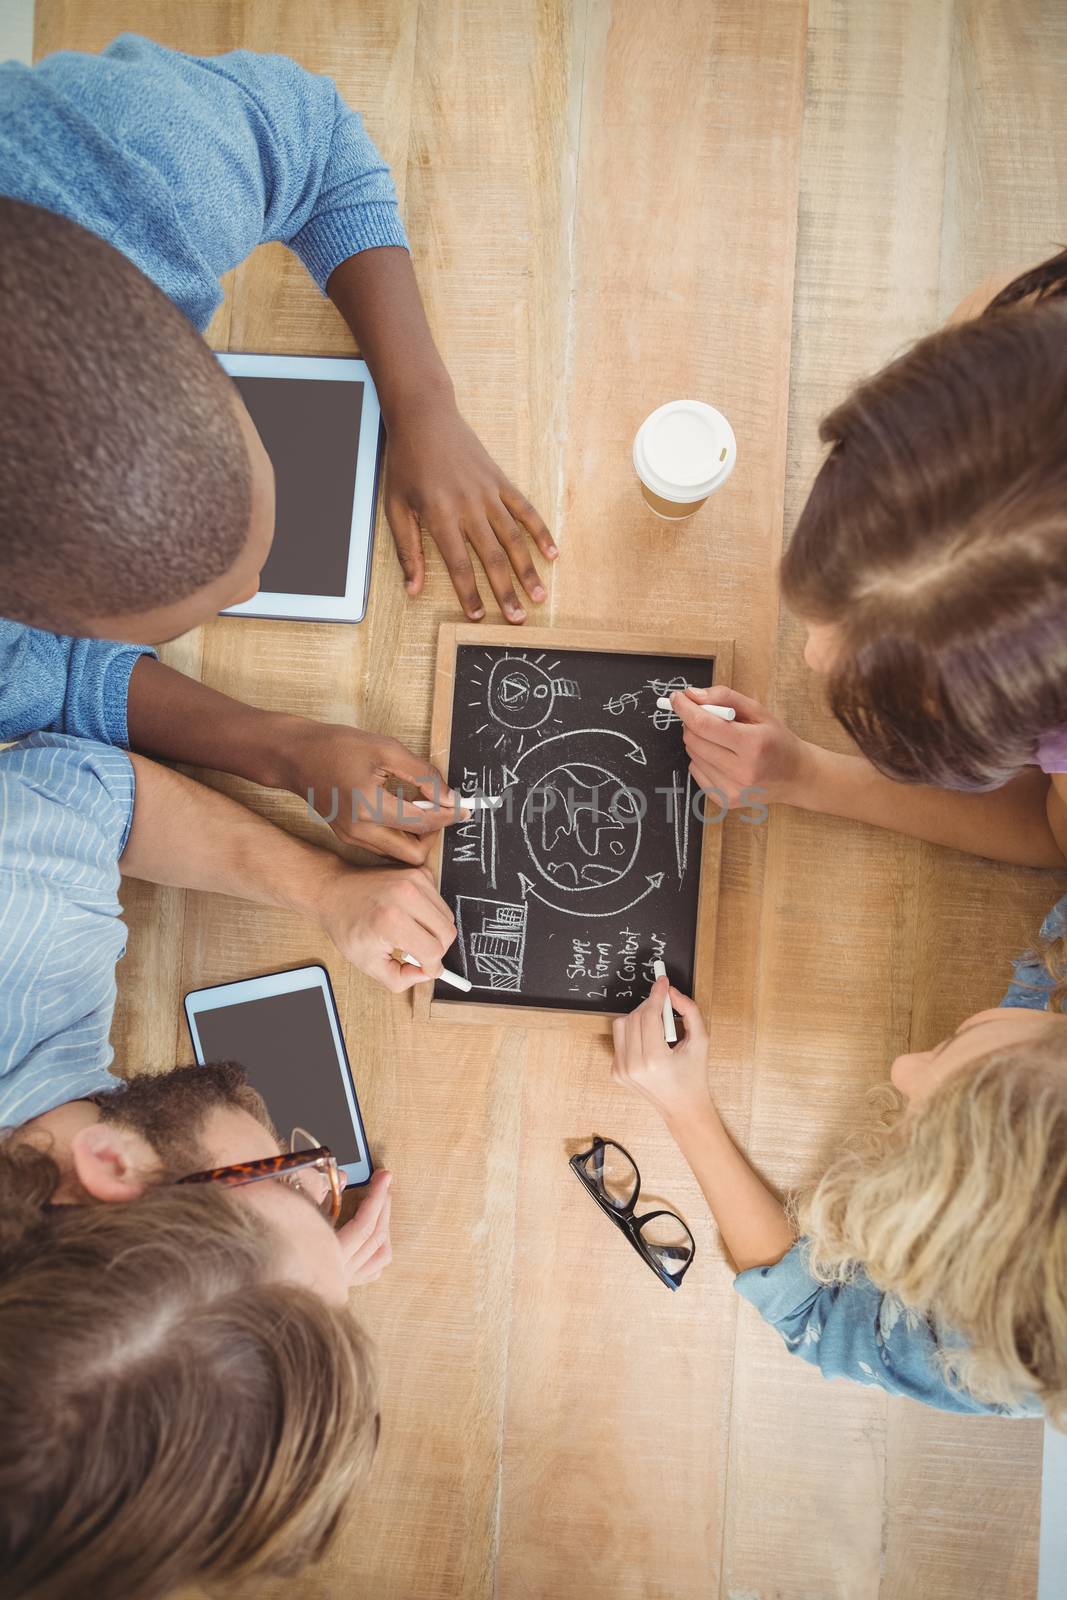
top-left (69, 1123), bottom-right (153, 1203)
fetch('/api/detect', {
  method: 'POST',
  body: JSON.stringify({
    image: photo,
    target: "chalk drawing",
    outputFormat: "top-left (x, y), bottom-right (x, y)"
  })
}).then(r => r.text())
top-left (478, 654), bottom-right (580, 731)
top-left (455, 896), bottom-right (528, 990)
top-left (648, 676), bottom-right (691, 730)
top-left (517, 870), bottom-right (665, 919)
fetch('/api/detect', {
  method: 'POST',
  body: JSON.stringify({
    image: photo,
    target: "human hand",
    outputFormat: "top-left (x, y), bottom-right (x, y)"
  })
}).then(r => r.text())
top-left (611, 978), bottom-right (713, 1122)
top-left (317, 863), bottom-right (457, 992)
top-left (339, 1169), bottom-right (393, 1286)
top-left (277, 717), bottom-right (459, 864)
top-left (383, 397), bottom-right (558, 624)
top-left (672, 686), bottom-right (824, 809)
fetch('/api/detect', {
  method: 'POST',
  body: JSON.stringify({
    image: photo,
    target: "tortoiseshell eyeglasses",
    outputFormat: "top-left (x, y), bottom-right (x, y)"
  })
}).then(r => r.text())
top-left (178, 1127), bottom-right (344, 1226)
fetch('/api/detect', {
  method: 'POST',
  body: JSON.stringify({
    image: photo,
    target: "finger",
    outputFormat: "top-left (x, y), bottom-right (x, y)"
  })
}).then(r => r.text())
top-left (432, 527), bottom-right (487, 621)
top-left (363, 794), bottom-right (460, 835)
top-left (340, 1171), bottom-right (391, 1254)
top-left (402, 871), bottom-right (458, 946)
top-left (331, 819), bottom-right (430, 864)
top-left (682, 730), bottom-right (742, 781)
top-left (684, 683), bottom-right (767, 723)
top-left (348, 1190), bottom-right (393, 1272)
top-left (390, 922), bottom-right (443, 976)
top-left (668, 987), bottom-right (709, 1048)
top-left (467, 519), bottom-right (527, 624)
top-left (500, 484), bottom-right (558, 561)
top-left (639, 976), bottom-right (670, 1053)
top-left (373, 745), bottom-right (457, 812)
top-left (386, 500), bottom-right (426, 597)
top-left (487, 504), bottom-right (548, 605)
top-left (672, 691), bottom-right (743, 752)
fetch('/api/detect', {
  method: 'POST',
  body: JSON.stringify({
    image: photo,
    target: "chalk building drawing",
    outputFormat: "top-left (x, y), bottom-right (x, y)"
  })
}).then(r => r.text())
top-left (455, 896), bottom-right (529, 990)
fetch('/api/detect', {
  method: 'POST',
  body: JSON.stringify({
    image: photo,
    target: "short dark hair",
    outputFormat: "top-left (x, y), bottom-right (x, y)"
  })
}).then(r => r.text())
top-left (0, 197), bottom-right (251, 629)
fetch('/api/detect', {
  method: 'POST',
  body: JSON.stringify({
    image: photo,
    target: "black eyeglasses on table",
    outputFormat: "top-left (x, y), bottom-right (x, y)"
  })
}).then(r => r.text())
top-left (569, 1135), bottom-right (695, 1291)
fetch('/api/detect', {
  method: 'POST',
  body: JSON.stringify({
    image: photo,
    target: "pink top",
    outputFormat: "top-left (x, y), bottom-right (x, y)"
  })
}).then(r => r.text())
top-left (1037, 731), bottom-right (1067, 773)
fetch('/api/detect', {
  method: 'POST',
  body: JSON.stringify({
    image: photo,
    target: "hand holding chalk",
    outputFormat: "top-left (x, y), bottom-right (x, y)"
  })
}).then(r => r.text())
top-left (652, 959), bottom-right (677, 1044)
top-left (610, 979), bottom-right (712, 1120)
top-left (656, 696), bottom-right (735, 722)
top-left (391, 947), bottom-right (472, 992)
top-left (412, 795), bottom-right (503, 812)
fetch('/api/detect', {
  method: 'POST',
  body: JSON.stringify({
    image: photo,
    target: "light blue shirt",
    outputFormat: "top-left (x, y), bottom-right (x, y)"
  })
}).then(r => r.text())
top-left (0, 32), bottom-right (409, 747)
top-left (734, 902), bottom-right (1067, 1418)
top-left (0, 736), bottom-right (135, 1126)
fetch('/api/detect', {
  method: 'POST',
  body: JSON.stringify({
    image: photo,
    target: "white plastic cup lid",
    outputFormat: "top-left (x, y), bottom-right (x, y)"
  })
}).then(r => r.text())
top-left (633, 401), bottom-right (736, 501)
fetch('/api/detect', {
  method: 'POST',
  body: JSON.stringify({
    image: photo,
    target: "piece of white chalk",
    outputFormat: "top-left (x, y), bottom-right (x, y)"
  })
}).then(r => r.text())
top-left (394, 949), bottom-right (472, 992)
top-left (412, 795), bottom-right (503, 811)
top-left (652, 959), bottom-right (677, 1044)
top-left (656, 695), bottom-right (736, 722)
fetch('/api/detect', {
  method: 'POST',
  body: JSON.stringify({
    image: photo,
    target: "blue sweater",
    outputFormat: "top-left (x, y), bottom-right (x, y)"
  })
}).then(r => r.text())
top-left (0, 33), bottom-right (408, 745)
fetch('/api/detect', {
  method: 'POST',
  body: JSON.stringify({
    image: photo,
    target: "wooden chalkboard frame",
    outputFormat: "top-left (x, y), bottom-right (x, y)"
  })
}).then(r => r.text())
top-left (415, 625), bottom-right (734, 1032)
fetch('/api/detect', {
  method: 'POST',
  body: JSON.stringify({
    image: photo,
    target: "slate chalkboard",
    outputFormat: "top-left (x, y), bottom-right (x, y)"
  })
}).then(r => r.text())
top-left (421, 627), bottom-right (732, 1028)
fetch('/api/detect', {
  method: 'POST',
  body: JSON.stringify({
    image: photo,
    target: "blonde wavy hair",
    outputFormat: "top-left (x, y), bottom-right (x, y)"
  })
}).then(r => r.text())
top-left (794, 1023), bottom-right (1067, 1424)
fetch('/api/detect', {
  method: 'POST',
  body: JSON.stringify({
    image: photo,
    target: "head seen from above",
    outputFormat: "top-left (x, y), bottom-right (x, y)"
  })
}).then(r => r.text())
top-left (0, 1063), bottom-right (377, 1600)
top-left (799, 1004), bottom-right (1067, 1421)
top-left (782, 249), bottom-right (1067, 790)
top-left (0, 197), bottom-right (276, 645)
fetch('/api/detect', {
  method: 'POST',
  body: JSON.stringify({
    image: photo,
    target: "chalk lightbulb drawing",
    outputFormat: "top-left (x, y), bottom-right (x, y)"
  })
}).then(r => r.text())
top-left (468, 652), bottom-right (580, 749)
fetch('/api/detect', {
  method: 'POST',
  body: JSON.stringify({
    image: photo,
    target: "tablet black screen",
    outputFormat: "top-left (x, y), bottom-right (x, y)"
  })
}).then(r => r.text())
top-left (232, 375), bottom-right (364, 597)
top-left (192, 985), bottom-right (363, 1166)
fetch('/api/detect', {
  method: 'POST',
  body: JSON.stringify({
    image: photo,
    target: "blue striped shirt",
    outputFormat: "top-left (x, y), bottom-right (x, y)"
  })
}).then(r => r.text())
top-left (0, 735), bottom-right (135, 1126)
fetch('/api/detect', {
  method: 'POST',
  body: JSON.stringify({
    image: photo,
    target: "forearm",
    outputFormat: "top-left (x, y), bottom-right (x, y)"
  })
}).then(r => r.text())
top-left (126, 658), bottom-right (297, 790)
top-left (326, 247), bottom-right (454, 423)
top-left (665, 1102), bottom-right (795, 1272)
top-left (801, 749), bottom-right (1065, 867)
top-left (121, 752), bottom-right (341, 918)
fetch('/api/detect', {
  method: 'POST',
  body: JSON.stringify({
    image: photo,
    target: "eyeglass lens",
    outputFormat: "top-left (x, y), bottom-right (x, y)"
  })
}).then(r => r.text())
top-left (287, 1127), bottom-right (334, 1216)
top-left (636, 1211), bottom-right (694, 1275)
top-left (581, 1141), bottom-right (639, 1212)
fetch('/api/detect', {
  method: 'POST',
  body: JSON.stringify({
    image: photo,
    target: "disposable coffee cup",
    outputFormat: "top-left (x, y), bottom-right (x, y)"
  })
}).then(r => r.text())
top-left (633, 400), bottom-right (736, 519)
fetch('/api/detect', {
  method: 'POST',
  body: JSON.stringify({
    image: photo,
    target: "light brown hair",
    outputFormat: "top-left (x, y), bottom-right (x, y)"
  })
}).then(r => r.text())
top-left (0, 1144), bottom-right (378, 1600)
top-left (796, 1025), bottom-right (1067, 1422)
top-left (781, 249), bottom-right (1067, 789)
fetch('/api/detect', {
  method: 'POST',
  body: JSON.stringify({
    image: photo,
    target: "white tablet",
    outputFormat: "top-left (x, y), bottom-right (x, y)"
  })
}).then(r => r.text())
top-left (184, 964), bottom-right (372, 1186)
top-left (216, 352), bottom-right (383, 623)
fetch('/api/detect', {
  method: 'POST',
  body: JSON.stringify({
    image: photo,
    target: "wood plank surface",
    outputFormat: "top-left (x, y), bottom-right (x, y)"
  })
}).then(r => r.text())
top-left (31, 2), bottom-right (1067, 1596)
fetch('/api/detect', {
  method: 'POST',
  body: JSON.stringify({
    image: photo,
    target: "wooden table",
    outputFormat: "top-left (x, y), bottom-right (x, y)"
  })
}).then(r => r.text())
top-left (36, 3), bottom-right (1066, 1595)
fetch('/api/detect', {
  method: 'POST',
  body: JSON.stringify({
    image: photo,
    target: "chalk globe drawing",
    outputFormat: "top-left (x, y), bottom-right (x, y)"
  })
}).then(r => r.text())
top-left (520, 762), bottom-right (642, 892)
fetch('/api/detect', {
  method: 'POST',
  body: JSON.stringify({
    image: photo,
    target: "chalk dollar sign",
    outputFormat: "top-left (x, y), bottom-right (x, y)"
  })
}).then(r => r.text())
top-left (604, 692), bottom-right (640, 716)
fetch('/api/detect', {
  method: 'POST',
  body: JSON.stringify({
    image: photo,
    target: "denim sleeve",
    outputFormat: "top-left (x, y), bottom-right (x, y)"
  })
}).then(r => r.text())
top-left (0, 620), bottom-right (153, 747)
top-left (30, 34), bottom-right (408, 305)
top-left (734, 1242), bottom-right (1036, 1416)
top-left (999, 892), bottom-right (1067, 1010)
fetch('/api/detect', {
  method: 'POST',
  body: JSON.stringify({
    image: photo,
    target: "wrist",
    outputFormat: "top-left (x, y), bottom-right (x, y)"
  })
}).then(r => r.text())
top-left (784, 740), bottom-right (838, 810)
top-left (379, 365), bottom-right (457, 429)
top-left (663, 1093), bottom-right (720, 1138)
top-left (257, 713), bottom-right (325, 798)
top-left (280, 840), bottom-right (350, 925)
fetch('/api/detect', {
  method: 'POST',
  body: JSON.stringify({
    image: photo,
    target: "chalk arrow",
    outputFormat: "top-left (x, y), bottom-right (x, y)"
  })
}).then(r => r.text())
top-left (517, 871), bottom-right (664, 919)
top-left (511, 727), bottom-right (648, 775)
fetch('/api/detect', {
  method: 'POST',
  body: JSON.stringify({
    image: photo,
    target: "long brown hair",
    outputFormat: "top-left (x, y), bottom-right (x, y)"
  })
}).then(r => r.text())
top-left (0, 1145), bottom-right (378, 1600)
top-left (781, 248), bottom-right (1067, 789)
